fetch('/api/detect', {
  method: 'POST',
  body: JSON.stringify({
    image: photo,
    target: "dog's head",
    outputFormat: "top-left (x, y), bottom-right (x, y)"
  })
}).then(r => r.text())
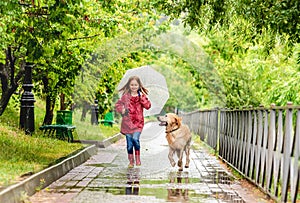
top-left (157, 113), bottom-right (182, 131)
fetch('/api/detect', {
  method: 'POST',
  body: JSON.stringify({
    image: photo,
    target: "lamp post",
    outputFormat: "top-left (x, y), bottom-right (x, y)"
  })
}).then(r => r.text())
top-left (20, 63), bottom-right (36, 134)
top-left (91, 99), bottom-right (99, 125)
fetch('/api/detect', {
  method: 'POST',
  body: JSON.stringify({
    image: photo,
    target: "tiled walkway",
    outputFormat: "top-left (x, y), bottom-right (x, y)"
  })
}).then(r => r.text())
top-left (29, 122), bottom-right (272, 203)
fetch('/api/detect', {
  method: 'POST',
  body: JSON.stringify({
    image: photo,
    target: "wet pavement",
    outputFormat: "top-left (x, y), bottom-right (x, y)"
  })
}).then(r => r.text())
top-left (28, 122), bottom-right (270, 203)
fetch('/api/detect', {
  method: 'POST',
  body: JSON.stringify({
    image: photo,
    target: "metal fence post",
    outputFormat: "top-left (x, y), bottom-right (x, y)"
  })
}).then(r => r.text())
top-left (214, 107), bottom-right (219, 152)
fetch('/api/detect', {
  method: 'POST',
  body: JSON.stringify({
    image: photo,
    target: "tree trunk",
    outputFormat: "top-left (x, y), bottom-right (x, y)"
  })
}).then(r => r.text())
top-left (42, 75), bottom-right (56, 125)
top-left (0, 87), bottom-right (17, 116)
top-left (60, 93), bottom-right (65, 110)
top-left (43, 95), bottom-right (55, 125)
top-left (0, 49), bottom-right (25, 116)
top-left (80, 101), bottom-right (89, 121)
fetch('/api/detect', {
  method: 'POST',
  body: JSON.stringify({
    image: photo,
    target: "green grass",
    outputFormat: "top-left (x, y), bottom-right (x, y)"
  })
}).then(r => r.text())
top-left (0, 123), bottom-right (83, 188)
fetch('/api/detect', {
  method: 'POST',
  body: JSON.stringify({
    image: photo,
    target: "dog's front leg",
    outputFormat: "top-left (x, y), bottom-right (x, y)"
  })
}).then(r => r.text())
top-left (168, 148), bottom-right (176, 167)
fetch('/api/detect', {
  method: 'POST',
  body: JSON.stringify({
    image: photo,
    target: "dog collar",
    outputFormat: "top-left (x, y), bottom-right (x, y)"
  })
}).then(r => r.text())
top-left (165, 127), bottom-right (180, 133)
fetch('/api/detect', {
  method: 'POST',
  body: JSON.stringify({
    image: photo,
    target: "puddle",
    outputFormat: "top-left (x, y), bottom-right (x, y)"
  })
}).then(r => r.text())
top-left (68, 147), bottom-right (242, 202)
top-left (75, 165), bottom-right (240, 200)
top-left (82, 170), bottom-right (244, 203)
top-left (86, 185), bottom-right (244, 203)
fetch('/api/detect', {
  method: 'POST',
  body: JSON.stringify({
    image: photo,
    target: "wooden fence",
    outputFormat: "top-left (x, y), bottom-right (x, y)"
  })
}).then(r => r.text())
top-left (180, 103), bottom-right (300, 203)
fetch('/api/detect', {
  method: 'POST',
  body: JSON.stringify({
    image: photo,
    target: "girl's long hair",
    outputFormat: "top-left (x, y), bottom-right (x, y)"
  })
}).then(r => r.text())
top-left (119, 76), bottom-right (149, 95)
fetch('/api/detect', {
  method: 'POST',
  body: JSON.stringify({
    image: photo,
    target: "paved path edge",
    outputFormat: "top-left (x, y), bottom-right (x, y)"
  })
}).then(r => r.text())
top-left (0, 133), bottom-right (123, 203)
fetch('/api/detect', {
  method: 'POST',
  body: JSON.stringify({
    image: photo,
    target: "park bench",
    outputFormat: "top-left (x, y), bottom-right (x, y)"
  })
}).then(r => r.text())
top-left (39, 110), bottom-right (75, 142)
top-left (100, 112), bottom-right (115, 127)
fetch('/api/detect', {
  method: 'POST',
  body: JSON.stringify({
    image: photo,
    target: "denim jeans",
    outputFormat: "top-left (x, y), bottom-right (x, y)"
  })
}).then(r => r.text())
top-left (125, 132), bottom-right (141, 154)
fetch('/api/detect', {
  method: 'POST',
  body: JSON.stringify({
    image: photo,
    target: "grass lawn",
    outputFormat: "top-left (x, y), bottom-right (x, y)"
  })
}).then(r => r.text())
top-left (0, 124), bottom-right (83, 189)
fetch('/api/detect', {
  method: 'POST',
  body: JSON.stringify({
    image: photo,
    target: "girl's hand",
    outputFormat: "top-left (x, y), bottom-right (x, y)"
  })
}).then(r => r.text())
top-left (138, 88), bottom-right (146, 96)
top-left (121, 108), bottom-right (129, 116)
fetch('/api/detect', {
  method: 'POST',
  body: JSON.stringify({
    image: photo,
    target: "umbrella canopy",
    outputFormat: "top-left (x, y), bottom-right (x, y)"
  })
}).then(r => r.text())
top-left (117, 65), bottom-right (169, 116)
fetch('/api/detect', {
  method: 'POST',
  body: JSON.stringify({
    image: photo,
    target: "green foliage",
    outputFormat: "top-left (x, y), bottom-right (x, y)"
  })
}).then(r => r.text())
top-left (2, 0), bottom-right (299, 119)
top-left (0, 0), bottom-right (163, 122)
top-left (199, 18), bottom-right (299, 108)
top-left (235, 0), bottom-right (300, 42)
top-left (154, 0), bottom-right (300, 42)
top-left (264, 43), bottom-right (300, 106)
top-left (153, 55), bottom-right (210, 111)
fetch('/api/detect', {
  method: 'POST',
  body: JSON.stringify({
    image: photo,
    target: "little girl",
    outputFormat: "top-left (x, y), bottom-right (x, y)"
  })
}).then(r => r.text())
top-left (115, 76), bottom-right (151, 167)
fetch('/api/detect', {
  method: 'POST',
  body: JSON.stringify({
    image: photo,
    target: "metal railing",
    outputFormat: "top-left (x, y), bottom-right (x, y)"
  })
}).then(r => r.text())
top-left (180, 103), bottom-right (300, 203)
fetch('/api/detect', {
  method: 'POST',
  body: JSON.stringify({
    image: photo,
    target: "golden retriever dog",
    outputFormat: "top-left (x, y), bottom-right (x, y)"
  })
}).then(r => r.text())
top-left (157, 113), bottom-right (192, 171)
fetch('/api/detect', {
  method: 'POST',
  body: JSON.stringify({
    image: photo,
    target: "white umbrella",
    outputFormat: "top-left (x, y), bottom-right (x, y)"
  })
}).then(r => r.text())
top-left (117, 65), bottom-right (169, 116)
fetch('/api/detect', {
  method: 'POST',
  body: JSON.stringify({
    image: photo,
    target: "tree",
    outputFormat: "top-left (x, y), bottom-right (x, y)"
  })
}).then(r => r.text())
top-left (0, 1), bottom-right (28, 115)
top-left (0, 0), bottom-right (96, 122)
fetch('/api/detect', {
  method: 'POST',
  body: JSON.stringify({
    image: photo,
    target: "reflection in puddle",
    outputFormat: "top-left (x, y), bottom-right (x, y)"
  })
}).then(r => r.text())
top-left (81, 162), bottom-right (245, 202)
top-left (200, 171), bottom-right (234, 184)
top-left (84, 169), bottom-right (245, 202)
top-left (167, 171), bottom-right (189, 202)
top-left (126, 167), bottom-right (140, 195)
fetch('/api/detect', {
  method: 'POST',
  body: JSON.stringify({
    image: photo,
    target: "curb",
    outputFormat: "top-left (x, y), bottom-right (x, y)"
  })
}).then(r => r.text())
top-left (73, 133), bottom-right (123, 148)
top-left (0, 133), bottom-right (123, 203)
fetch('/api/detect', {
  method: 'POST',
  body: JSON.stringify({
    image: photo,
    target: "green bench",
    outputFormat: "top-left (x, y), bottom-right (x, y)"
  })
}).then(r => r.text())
top-left (39, 110), bottom-right (76, 142)
top-left (100, 112), bottom-right (115, 127)
top-left (39, 125), bottom-right (75, 142)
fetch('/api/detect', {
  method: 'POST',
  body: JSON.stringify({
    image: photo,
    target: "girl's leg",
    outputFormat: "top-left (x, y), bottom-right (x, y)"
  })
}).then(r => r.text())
top-left (132, 132), bottom-right (141, 151)
top-left (132, 132), bottom-right (141, 166)
top-left (126, 134), bottom-right (134, 167)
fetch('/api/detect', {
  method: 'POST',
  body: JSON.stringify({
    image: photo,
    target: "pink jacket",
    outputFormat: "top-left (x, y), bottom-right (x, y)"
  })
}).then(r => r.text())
top-left (115, 93), bottom-right (151, 134)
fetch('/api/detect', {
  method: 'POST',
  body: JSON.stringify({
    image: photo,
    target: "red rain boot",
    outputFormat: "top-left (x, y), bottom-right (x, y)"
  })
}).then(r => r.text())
top-left (128, 154), bottom-right (134, 168)
top-left (135, 150), bottom-right (141, 166)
